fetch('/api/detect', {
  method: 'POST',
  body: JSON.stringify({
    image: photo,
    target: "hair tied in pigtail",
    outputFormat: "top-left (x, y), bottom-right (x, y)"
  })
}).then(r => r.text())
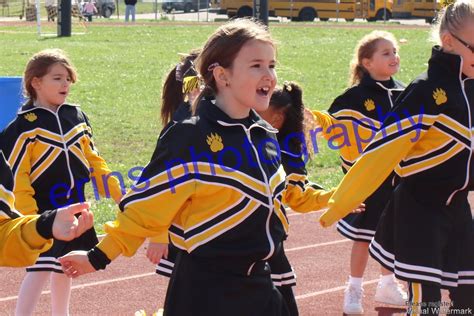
top-left (175, 62), bottom-right (184, 83)
top-left (207, 62), bottom-right (220, 72)
top-left (283, 81), bottom-right (292, 92)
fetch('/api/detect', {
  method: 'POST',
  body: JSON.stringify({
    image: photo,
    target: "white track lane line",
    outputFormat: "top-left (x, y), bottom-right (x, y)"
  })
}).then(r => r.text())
top-left (0, 238), bottom-right (350, 302)
top-left (295, 279), bottom-right (380, 300)
top-left (286, 239), bottom-right (349, 252)
top-left (0, 273), bottom-right (155, 302)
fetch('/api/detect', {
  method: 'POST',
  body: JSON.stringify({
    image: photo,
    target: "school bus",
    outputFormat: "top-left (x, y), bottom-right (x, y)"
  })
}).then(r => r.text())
top-left (392, 0), bottom-right (440, 23)
top-left (218, 0), bottom-right (393, 22)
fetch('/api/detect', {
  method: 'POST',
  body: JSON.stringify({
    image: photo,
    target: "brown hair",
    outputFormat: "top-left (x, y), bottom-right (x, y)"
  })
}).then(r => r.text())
top-left (23, 49), bottom-right (77, 106)
top-left (432, 0), bottom-right (474, 44)
top-left (192, 18), bottom-right (275, 114)
top-left (160, 49), bottom-right (200, 126)
top-left (349, 30), bottom-right (398, 86)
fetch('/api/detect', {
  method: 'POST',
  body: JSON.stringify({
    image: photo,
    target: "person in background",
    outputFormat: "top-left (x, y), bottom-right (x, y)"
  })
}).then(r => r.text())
top-left (82, 0), bottom-right (98, 22)
top-left (125, 0), bottom-right (137, 22)
top-left (0, 48), bottom-right (123, 316)
top-left (310, 30), bottom-right (407, 314)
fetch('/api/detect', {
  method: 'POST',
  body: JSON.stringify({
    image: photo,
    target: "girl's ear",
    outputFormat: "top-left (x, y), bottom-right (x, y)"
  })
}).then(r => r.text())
top-left (361, 58), bottom-right (371, 71)
top-left (31, 77), bottom-right (41, 91)
top-left (441, 32), bottom-right (455, 52)
top-left (213, 66), bottom-right (229, 88)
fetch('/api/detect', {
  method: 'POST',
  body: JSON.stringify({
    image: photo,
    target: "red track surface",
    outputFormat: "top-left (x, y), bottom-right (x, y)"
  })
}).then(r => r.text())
top-left (2, 195), bottom-right (472, 315)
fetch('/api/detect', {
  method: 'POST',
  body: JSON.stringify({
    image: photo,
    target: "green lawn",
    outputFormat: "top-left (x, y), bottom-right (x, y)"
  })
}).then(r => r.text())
top-left (0, 22), bottom-right (433, 231)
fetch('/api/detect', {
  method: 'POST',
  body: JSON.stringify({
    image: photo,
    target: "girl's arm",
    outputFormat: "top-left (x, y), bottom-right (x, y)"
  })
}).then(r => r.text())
top-left (0, 123), bottom-right (39, 215)
top-left (309, 110), bottom-right (338, 140)
top-left (82, 114), bottom-right (124, 204)
top-left (319, 83), bottom-right (440, 227)
top-left (280, 143), bottom-right (334, 213)
top-left (283, 173), bottom-right (335, 213)
top-left (60, 123), bottom-right (196, 275)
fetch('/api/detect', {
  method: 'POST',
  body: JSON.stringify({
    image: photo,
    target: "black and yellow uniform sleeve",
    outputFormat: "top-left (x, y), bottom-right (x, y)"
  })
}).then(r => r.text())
top-left (0, 151), bottom-right (53, 267)
top-left (319, 83), bottom-right (440, 227)
top-left (0, 118), bottom-right (40, 215)
top-left (82, 114), bottom-right (123, 203)
top-left (94, 123), bottom-right (195, 262)
top-left (283, 174), bottom-right (334, 212)
top-left (311, 110), bottom-right (338, 140)
top-left (1, 130), bottom-right (38, 215)
top-left (280, 146), bottom-right (334, 212)
top-left (312, 101), bottom-right (381, 171)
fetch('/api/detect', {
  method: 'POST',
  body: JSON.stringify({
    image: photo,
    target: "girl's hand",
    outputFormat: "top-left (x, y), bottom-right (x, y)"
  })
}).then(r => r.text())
top-left (53, 202), bottom-right (93, 241)
top-left (146, 242), bottom-right (169, 265)
top-left (59, 250), bottom-right (96, 278)
top-left (352, 203), bottom-right (366, 213)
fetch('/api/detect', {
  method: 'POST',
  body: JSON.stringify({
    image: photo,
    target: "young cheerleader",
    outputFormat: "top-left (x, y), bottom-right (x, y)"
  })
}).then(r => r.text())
top-left (0, 49), bottom-right (123, 315)
top-left (320, 1), bottom-right (474, 312)
top-left (309, 30), bottom-right (407, 314)
top-left (257, 81), bottom-right (336, 316)
top-left (0, 151), bottom-right (93, 267)
top-left (147, 50), bottom-right (201, 274)
top-left (59, 18), bottom-right (292, 316)
top-left (151, 80), bottom-right (334, 316)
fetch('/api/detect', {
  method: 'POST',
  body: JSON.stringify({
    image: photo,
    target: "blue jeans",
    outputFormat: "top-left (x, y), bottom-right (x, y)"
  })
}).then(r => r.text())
top-left (125, 4), bottom-right (135, 22)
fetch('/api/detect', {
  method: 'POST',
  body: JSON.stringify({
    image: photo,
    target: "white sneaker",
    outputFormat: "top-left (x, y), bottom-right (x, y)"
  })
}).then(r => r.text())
top-left (343, 284), bottom-right (364, 315)
top-left (374, 279), bottom-right (407, 306)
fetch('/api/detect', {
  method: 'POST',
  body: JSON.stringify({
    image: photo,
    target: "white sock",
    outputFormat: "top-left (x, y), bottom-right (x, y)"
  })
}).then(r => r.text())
top-left (348, 276), bottom-right (363, 288)
top-left (50, 272), bottom-right (72, 316)
top-left (15, 271), bottom-right (50, 316)
top-left (379, 274), bottom-right (396, 286)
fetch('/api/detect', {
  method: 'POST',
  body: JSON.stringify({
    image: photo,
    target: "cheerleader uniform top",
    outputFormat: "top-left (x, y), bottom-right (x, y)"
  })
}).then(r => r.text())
top-left (0, 103), bottom-right (123, 215)
top-left (311, 73), bottom-right (405, 172)
top-left (88, 99), bottom-right (293, 272)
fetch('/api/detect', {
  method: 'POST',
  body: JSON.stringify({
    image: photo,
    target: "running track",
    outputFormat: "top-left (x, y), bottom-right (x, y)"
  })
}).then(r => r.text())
top-left (2, 194), bottom-right (471, 315)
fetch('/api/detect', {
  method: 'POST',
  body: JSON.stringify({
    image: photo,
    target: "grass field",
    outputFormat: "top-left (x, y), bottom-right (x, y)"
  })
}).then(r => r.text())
top-left (0, 22), bottom-right (434, 231)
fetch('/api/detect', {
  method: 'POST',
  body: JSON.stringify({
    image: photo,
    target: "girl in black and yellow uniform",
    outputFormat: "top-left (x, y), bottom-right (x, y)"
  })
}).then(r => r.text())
top-left (257, 81), bottom-right (334, 316)
top-left (146, 50), bottom-right (202, 274)
top-left (310, 31), bottom-right (407, 314)
top-left (150, 66), bottom-right (331, 316)
top-left (0, 49), bottom-right (123, 316)
top-left (0, 151), bottom-right (93, 267)
top-left (59, 18), bottom-right (316, 316)
top-left (320, 1), bottom-right (474, 312)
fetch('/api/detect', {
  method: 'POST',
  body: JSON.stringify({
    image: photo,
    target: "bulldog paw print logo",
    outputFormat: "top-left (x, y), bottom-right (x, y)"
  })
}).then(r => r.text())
top-left (24, 113), bottom-right (37, 122)
top-left (206, 133), bottom-right (224, 152)
top-left (364, 99), bottom-right (376, 111)
top-left (433, 88), bottom-right (447, 105)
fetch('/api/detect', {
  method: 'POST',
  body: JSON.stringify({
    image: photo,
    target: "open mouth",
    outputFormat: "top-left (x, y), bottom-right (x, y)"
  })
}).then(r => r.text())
top-left (257, 86), bottom-right (270, 96)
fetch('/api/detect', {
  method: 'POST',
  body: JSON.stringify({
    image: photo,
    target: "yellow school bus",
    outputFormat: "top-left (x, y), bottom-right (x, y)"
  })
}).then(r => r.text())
top-left (218, 0), bottom-right (393, 22)
top-left (392, 0), bottom-right (440, 23)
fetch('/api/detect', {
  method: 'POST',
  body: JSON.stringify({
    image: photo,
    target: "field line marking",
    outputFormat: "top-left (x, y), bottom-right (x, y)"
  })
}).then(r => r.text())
top-left (295, 279), bottom-right (379, 300)
top-left (286, 239), bottom-right (349, 252)
top-left (0, 272), bottom-right (155, 302)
